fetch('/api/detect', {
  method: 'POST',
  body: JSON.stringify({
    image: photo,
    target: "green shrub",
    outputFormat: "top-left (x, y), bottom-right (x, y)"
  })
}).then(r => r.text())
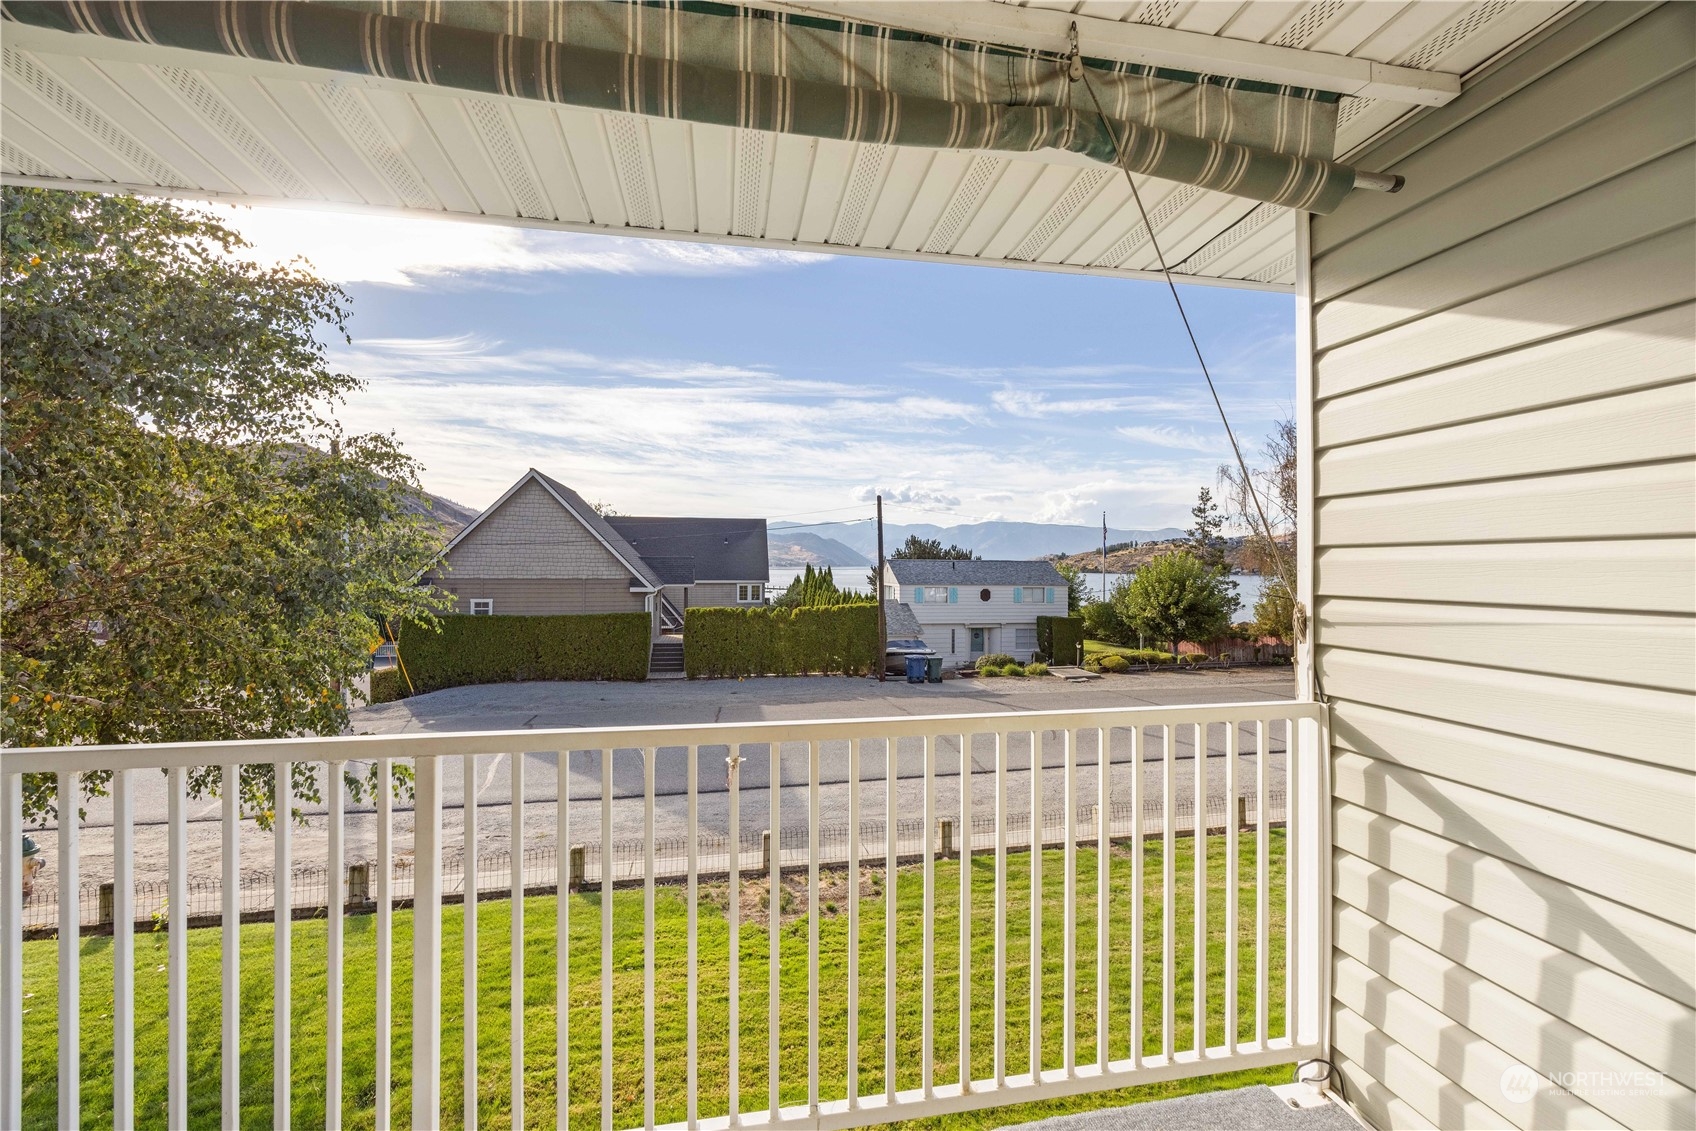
top-left (1121, 648), bottom-right (1176, 665)
top-left (975, 653), bottom-right (1016, 670)
top-left (1179, 652), bottom-right (1205, 664)
top-left (683, 603), bottom-right (877, 678)
top-left (980, 665), bottom-right (1005, 678)
top-left (392, 613), bottom-right (650, 691)
top-left (1024, 661), bottom-right (1050, 677)
top-left (368, 668), bottom-right (407, 703)
top-left (1036, 616), bottom-right (1086, 664)
top-left (1002, 663), bottom-right (1026, 677)
top-left (1095, 653), bottom-right (1131, 674)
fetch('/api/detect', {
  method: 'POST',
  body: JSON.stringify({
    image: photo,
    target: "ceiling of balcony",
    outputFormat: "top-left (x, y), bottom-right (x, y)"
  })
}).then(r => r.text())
top-left (0, 2), bottom-right (1566, 291)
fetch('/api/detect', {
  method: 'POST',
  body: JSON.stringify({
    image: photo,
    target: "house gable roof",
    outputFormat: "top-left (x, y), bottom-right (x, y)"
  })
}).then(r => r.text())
top-left (437, 469), bottom-right (663, 590)
top-left (605, 516), bottom-right (769, 582)
top-left (886, 559), bottom-right (1068, 587)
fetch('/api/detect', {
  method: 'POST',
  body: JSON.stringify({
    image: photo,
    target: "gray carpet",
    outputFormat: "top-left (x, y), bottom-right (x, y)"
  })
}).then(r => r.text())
top-left (1001, 1085), bottom-right (1360, 1131)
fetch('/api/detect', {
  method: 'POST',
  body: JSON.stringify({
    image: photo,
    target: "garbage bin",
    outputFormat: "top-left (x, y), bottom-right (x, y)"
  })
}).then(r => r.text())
top-left (926, 656), bottom-right (944, 683)
top-left (905, 654), bottom-right (927, 683)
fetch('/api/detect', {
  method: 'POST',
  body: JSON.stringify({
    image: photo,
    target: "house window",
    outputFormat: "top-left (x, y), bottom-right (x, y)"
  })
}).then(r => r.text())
top-left (469, 598), bottom-right (494, 615)
top-left (1015, 627), bottom-right (1038, 652)
top-left (1021, 587), bottom-right (1048, 603)
top-left (736, 583), bottom-right (763, 603)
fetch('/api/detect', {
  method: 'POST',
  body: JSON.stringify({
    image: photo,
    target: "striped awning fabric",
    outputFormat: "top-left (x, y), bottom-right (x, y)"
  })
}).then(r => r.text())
top-left (2, 0), bottom-right (1363, 212)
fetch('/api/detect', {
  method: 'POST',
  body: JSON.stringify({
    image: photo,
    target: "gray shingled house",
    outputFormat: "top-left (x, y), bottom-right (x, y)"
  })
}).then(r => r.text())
top-left (426, 469), bottom-right (768, 639)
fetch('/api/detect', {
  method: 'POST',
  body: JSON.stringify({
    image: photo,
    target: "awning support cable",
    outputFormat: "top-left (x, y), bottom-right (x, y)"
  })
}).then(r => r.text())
top-left (1068, 26), bottom-right (1313, 673)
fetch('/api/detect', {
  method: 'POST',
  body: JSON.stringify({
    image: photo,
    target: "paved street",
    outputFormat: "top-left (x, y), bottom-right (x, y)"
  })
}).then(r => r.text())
top-left (27, 669), bottom-right (1297, 905)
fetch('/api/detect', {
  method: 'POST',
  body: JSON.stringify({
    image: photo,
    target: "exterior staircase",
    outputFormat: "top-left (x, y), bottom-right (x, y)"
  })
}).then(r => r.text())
top-left (649, 638), bottom-right (685, 677)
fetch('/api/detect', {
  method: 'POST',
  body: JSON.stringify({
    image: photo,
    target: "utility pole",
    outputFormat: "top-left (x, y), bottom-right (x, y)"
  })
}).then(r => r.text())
top-left (875, 494), bottom-right (887, 682)
top-left (1101, 510), bottom-right (1108, 601)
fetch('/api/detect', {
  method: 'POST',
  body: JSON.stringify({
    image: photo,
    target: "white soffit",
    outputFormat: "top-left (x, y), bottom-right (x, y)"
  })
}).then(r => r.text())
top-left (0, 2), bottom-right (1566, 291)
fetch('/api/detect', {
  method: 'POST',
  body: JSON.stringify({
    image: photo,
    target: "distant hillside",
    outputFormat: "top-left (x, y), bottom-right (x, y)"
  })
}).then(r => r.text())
top-left (1052, 533), bottom-right (1292, 575)
top-left (768, 531), bottom-right (870, 567)
top-left (401, 486), bottom-right (479, 537)
top-left (771, 519), bottom-right (1185, 561)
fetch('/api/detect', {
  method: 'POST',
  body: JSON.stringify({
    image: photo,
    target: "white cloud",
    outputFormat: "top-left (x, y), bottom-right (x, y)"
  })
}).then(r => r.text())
top-left (1115, 424), bottom-right (1223, 452)
top-left (218, 204), bottom-right (825, 286)
top-left (852, 484), bottom-right (963, 510)
top-left (989, 387), bottom-right (1204, 420)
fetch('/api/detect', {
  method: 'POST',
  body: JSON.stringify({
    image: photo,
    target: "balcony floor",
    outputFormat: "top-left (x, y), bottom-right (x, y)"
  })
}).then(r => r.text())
top-left (1005, 1085), bottom-right (1359, 1131)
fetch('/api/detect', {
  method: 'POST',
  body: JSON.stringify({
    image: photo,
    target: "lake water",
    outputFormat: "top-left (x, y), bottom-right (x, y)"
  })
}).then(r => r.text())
top-left (767, 566), bottom-right (1269, 618)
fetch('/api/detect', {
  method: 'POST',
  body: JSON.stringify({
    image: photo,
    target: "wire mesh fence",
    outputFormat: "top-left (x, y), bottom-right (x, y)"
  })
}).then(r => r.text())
top-left (21, 789), bottom-right (1285, 935)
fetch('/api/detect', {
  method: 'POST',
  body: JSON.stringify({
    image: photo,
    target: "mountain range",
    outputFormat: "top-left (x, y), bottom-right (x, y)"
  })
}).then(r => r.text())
top-left (769, 519), bottom-right (1186, 566)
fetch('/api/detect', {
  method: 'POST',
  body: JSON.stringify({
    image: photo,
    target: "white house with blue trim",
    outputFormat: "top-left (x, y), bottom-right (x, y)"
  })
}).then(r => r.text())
top-left (881, 559), bottom-right (1068, 666)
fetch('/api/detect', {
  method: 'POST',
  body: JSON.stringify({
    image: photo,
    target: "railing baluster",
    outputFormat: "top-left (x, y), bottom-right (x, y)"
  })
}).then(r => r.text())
top-left (1, 771), bottom-right (21, 1130)
top-left (328, 761), bottom-right (345, 1131)
top-left (1255, 721), bottom-right (1269, 1049)
top-left (275, 760), bottom-right (292, 1130)
top-left (768, 742), bottom-right (781, 1121)
top-left (375, 758), bottom-right (393, 1131)
top-left (465, 754), bottom-right (479, 1131)
top-left (807, 741), bottom-right (820, 1116)
top-left (1096, 729), bottom-right (1109, 1071)
top-left (1161, 726), bottom-right (1175, 1065)
top-left (1225, 721), bottom-right (1239, 1058)
top-left (513, 751), bottom-right (526, 1131)
top-left (920, 735), bottom-right (935, 1098)
top-left (1285, 717), bottom-right (1297, 1046)
top-left (644, 748), bottom-right (657, 1130)
top-left (168, 766), bottom-right (188, 1130)
top-left (57, 770), bottom-right (79, 1129)
top-left (728, 747), bottom-right (741, 1127)
top-left (959, 732), bottom-right (972, 1092)
top-left (993, 733), bottom-right (1007, 1090)
top-left (1063, 730), bottom-right (1076, 1078)
top-left (1194, 723), bottom-right (1206, 1057)
top-left (599, 751), bottom-right (613, 1131)
top-left (115, 769), bottom-right (136, 1131)
top-left (686, 747), bottom-right (698, 1130)
top-left (556, 751), bottom-right (571, 1131)
top-left (846, 739), bottom-right (860, 1111)
top-left (415, 754), bottom-right (444, 1128)
top-left (1030, 730), bottom-right (1042, 1080)
top-left (1130, 726), bottom-right (1142, 1070)
top-left (219, 765), bottom-right (241, 1128)
top-left (884, 738), bottom-right (896, 1104)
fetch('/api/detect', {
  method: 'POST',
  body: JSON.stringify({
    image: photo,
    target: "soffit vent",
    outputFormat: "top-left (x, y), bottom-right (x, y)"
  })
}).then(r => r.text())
top-left (1274, 1), bottom-right (1348, 49)
top-left (829, 142), bottom-right (889, 246)
top-left (157, 66), bottom-right (309, 197)
top-left (1398, 1), bottom-right (1514, 72)
top-left (2, 46), bottom-right (182, 185)
top-left (603, 111), bottom-right (660, 228)
top-left (1133, 2), bottom-right (1182, 29)
top-left (318, 83), bottom-right (433, 208)
top-left (1010, 166), bottom-right (1111, 262)
top-left (1094, 180), bottom-right (1201, 269)
top-left (1181, 200), bottom-right (1278, 272)
top-left (732, 127), bottom-right (770, 237)
top-left (1247, 250), bottom-right (1296, 284)
top-left (922, 153), bottom-right (1000, 254)
top-left (467, 98), bottom-right (550, 219)
top-left (1, 139), bottom-right (54, 177)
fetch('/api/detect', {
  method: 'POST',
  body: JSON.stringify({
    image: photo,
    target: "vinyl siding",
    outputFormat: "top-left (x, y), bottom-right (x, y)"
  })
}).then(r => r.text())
top-left (1308, 5), bottom-right (1696, 1128)
top-left (437, 579), bottom-right (644, 617)
top-left (442, 478), bottom-right (634, 581)
top-left (679, 582), bottom-right (759, 608)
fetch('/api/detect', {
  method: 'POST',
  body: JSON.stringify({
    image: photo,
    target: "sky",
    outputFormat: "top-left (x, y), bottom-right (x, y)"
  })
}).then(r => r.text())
top-left (221, 203), bottom-right (1296, 532)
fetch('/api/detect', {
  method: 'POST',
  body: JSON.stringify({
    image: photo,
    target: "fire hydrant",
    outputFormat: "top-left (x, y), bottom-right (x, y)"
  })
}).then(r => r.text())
top-left (21, 835), bottom-right (43, 904)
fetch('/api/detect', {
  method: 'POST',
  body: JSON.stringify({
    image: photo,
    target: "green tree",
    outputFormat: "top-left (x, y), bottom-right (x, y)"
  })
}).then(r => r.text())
top-left (773, 564), bottom-right (866, 608)
top-left (1112, 551), bottom-right (1232, 654)
top-left (2, 188), bottom-right (449, 824)
top-left (1187, 486), bottom-right (1238, 602)
top-left (889, 534), bottom-right (978, 560)
top-left (1054, 560), bottom-right (1088, 614)
top-left (1253, 578), bottom-right (1295, 643)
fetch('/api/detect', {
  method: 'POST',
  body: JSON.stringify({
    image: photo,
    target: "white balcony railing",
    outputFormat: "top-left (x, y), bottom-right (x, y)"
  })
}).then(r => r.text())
top-left (1, 700), bottom-right (1329, 1130)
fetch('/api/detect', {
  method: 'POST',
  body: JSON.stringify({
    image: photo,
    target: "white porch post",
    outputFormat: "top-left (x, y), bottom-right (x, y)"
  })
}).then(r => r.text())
top-left (413, 756), bottom-right (443, 1127)
top-left (1291, 209), bottom-right (1333, 1063)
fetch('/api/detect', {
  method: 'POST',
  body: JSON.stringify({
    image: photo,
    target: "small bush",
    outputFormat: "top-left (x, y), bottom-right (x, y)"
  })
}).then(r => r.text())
top-left (1121, 648), bottom-right (1176, 665)
top-left (1095, 654), bottom-right (1131, 674)
top-left (980, 665), bottom-right (1005, 678)
top-left (368, 668), bottom-right (407, 703)
top-left (1024, 662), bottom-right (1050, 677)
top-left (1179, 652), bottom-right (1205, 665)
top-left (975, 653), bottom-right (1016, 670)
top-left (1002, 663), bottom-right (1026, 677)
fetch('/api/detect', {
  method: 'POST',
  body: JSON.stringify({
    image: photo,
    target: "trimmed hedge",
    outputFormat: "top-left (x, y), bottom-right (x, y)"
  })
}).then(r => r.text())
top-left (1036, 616), bottom-right (1086, 665)
top-left (684, 603), bottom-right (878, 678)
top-left (368, 668), bottom-right (407, 704)
top-left (388, 613), bottom-right (650, 695)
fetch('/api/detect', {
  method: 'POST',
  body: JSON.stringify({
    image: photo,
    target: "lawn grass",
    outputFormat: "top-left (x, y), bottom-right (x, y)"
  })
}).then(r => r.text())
top-left (21, 833), bottom-right (1286, 1130)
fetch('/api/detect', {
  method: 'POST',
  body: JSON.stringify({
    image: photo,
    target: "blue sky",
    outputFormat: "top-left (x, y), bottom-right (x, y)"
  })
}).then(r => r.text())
top-left (225, 204), bottom-right (1295, 530)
